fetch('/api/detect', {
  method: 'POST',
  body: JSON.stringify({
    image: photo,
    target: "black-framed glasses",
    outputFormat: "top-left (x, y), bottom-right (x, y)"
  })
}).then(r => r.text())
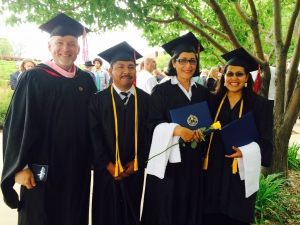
top-left (176, 58), bottom-right (197, 66)
top-left (225, 72), bottom-right (246, 77)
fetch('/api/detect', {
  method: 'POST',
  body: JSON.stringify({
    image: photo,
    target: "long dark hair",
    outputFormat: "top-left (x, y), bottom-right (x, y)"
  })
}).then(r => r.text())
top-left (215, 64), bottom-right (255, 109)
top-left (164, 52), bottom-right (200, 77)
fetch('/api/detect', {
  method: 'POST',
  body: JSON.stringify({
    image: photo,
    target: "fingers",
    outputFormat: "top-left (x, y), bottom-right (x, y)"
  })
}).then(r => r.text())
top-left (15, 169), bottom-right (36, 189)
top-left (225, 146), bottom-right (243, 158)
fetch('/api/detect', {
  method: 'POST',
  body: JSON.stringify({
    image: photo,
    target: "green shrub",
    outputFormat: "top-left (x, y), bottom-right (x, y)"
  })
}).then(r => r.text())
top-left (288, 143), bottom-right (300, 171)
top-left (255, 173), bottom-right (290, 225)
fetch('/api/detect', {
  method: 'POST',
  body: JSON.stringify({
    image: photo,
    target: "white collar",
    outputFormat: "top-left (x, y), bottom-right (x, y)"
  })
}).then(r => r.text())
top-left (113, 85), bottom-right (135, 95)
top-left (170, 76), bottom-right (197, 88)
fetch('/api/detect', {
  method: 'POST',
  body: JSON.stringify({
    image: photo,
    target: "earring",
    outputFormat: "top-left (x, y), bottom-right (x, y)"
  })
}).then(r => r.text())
top-left (224, 82), bottom-right (226, 87)
top-left (244, 82), bottom-right (248, 87)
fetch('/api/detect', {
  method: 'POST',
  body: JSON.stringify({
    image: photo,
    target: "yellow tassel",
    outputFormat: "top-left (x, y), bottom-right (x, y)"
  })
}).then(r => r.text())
top-left (232, 158), bottom-right (238, 174)
top-left (118, 158), bottom-right (124, 173)
top-left (134, 157), bottom-right (138, 171)
top-left (203, 156), bottom-right (209, 170)
top-left (114, 160), bottom-right (119, 177)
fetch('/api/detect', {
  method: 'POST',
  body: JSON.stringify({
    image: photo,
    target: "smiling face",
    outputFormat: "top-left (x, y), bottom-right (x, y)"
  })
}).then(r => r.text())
top-left (48, 35), bottom-right (80, 70)
top-left (109, 61), bottom-right (136, 91)
top-left (172, 52), bottom-right (197, 81)
top-left (224, 65), bottom-right (249, 94)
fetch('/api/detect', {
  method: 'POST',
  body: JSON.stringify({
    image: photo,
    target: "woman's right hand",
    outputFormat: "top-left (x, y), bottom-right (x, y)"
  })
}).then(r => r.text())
top-left (174, 126), bottom-right (199, 142)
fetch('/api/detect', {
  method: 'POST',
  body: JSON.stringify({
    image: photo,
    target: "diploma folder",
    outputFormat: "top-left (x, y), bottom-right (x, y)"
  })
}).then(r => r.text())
top-left (220, 112), bottom-right (259, 155)
top-left (28, 164), bottom-right (49, 182)
top-left (169, 101), bottom-right (212, 130)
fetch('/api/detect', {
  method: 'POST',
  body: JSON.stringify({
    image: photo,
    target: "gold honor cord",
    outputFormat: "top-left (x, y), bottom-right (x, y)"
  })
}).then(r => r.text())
top-left (203, 93), bottom-right (243, 174)
top-left (110, 84), bottom-right (138, 177)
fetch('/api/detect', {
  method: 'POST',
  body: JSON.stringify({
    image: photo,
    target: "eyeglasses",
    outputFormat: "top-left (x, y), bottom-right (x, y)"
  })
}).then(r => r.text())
top-left (225, 72), bottom-right (246, 77)
top-left (176, 58), bottom-right (197, 66)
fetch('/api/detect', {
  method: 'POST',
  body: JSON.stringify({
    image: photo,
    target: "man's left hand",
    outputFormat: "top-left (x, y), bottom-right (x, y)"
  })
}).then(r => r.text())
top-left (124, 161), bottom-right (135, 175)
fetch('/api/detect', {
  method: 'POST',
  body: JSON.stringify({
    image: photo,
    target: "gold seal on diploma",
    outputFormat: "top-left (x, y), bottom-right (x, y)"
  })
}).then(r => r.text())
top-left (187, 114), bottom-right (198, 126)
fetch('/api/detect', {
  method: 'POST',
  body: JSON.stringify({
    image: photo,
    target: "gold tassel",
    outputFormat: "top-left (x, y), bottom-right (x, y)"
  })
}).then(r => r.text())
top-left (114, 160), bottom-right (119, 177)
top-left (232, 158), bottom-right (238, 174)
top-left (118, 158), bottom-right (124, 173)
top-left (203, 156), bottom-right (209, 170)
top-left (134, 156), bottom-right (138, 171)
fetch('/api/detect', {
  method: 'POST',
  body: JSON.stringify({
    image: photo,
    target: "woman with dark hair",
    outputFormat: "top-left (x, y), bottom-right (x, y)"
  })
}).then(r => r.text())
top-left (203, 48), bottom-right (273, 225)
top-left (141, 32), bottom-right (209, 225)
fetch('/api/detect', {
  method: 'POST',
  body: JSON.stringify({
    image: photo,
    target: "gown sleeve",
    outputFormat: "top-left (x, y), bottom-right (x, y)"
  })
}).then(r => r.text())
top-left (253, 95), bottom-right (273, 167)
top-left (88, 93), bottom-right (111, 170)
top-left (1, 72), bottom-right (43, 209)
top-left (147, 85), bottom-right (169, 134)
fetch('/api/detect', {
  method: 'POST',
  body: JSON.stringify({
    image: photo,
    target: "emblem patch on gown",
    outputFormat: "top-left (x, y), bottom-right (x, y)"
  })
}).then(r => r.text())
top-left (79, 87), bottom-right (83, 91)
top-left (187, 114), bottom-right (198, 126)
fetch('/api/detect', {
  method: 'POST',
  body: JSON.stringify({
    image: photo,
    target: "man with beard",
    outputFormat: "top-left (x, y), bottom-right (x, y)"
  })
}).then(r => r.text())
top-left (1, 13), bottom-right (96, 225)
top-left (89, 41), bottom-right (149, 225)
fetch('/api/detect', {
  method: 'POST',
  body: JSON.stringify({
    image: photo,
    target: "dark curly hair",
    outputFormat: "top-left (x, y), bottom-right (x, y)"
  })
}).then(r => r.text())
top-left (93, 57), bottom-right (103, 66)
top-left (164, 52), bottom-right (200, 77)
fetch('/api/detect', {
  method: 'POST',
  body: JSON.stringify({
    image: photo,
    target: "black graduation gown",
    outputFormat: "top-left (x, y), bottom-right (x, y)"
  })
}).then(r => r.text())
top-left (203, 94), bottom-right (273, 224)
top-left (141, 80), bottom-right (210, 225)
top-left (88, 87), bottom-right (149, 225)
top-left (1, 64), bottom-right (97, 225)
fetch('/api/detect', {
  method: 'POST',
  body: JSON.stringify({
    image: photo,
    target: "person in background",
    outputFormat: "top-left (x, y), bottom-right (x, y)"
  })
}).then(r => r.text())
top-left (250, 54), bottom-right (276, 108)
top-left (203, 48), bottom-right (273, 225)
top-left (207, 66), bottom-right (219, 92)
top-left (136, 57), bottom-right (158, 94)
top-left (218, 65), bottom-right (225, 78)
top-left (89, 41), bottom-right (149, 225)
top-left (141, 32), bottom-right (209, 225)
top-left (93, 57), bottom-right (111, 92)
top-left (17, 58), bottom-right (36, 80)
top-left (9, 61), bottom-right (21, 90)
top-left (1, 13), bottom-right (96, 225)
top-left (200, 68), bottom-right (209, 87)
top-left (83, 60), bottom-right (96, 83)
top-left (153, 68), bottom-right (165, 83)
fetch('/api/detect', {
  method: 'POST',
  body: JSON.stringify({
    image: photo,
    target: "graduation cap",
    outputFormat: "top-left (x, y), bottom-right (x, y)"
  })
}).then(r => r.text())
top-left (161, 32), bottom-right (204, 56)
top-left (98, 41), bottom-right (143, 65)
top-left (221, 47), bottom-right (258, 73)
top-left (38, 13), bottom-right (90, 38)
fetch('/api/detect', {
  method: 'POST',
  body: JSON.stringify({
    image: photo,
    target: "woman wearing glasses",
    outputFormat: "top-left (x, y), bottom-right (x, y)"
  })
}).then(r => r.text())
top-left (203, 48), bottom-right (273, 225)
top-left (141, 32), bottom-right (210, 225)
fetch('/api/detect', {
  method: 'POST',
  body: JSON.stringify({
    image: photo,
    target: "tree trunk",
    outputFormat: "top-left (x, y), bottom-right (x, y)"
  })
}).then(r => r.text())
top-left (268, 125), bottom-right (290, 177)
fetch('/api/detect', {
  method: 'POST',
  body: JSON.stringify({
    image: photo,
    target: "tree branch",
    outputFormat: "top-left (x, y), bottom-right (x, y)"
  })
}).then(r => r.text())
top-left (145, 17), bottom-right (179, 24)
top-left (176, 16), bottom-right (228, 53)
top-left (285, 27), bottom-right (300, 110)
top-left (184, 4), bottom-right (229, 41)
top-left (51, 0), bottom-right (89, 11)
top-left (146, 14), bottom-right (228, 53)
top-left (206, 0), bottom-right (241, 48)
top-left (212, 52), bottom-right (226, 65)
top-left (234, 0), bottom-right (264, 61)
top-left (283, 0), bottom-right (300, 48)
top-left (273, 0), bottom-right (286, 116)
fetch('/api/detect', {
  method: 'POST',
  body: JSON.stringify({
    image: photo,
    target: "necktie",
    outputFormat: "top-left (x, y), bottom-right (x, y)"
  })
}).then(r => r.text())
top-left (120, 92), bottom-right (128, 104)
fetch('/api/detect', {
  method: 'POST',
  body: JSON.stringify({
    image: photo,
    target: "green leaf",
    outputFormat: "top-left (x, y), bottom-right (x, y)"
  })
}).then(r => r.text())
top-left (191, 140), bottom-right (197, 149)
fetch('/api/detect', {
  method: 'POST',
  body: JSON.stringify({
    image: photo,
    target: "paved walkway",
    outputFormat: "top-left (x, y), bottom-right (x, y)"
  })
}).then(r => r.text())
top-left (0, 119), bottom-right (299, 224)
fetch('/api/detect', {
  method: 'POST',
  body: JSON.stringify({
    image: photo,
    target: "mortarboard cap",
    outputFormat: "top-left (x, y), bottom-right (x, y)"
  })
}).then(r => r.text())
top-left (221, 47), bottom-right (258, 73)
top-left (161, 32), bottom-right (204, 56)
top-left (98, 41), bottom-right (143, 65)
top-left (38, 13), bottom-right (90, 38)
